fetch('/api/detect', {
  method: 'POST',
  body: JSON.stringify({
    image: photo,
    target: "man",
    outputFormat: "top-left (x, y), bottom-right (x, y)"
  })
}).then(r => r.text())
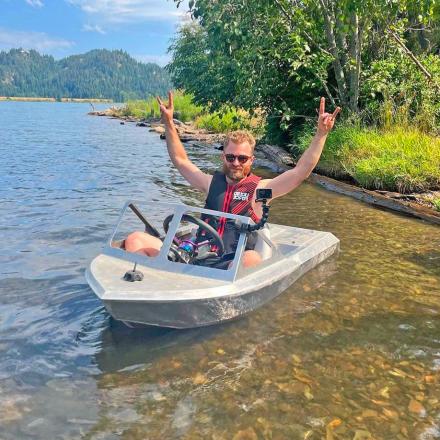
top-left (125, 91), bottom-right (340, 267)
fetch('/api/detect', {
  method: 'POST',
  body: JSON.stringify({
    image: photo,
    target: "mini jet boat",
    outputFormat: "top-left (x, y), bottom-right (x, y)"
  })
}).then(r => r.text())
top-left (86, 196), bottom-right (339, 328)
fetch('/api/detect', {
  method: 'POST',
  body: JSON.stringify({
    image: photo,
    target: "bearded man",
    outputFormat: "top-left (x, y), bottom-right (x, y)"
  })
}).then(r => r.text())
top-left (125, 92), bottom-right (340, 267)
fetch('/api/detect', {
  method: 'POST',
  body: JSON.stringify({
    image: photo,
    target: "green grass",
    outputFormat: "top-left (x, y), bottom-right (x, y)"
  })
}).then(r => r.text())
top-left (297, 124), bottom-right (440, 193)
top-left (119, 92), bottom-right (263, 133)
top-left (194, 106), bottom-right (263, 134)
top-left (433, 198), bottom-right (440, 212)
top-left (120, 91), bottom-right (204, 123)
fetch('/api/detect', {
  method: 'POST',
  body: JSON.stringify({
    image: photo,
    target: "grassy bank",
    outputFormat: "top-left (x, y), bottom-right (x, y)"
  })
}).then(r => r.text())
top-left (119, 92), bottom-right (263, 134)
top-left (120, 92), bottom-right (203, 122)
top-left (297, 124), bottom-right (440, 194)
top-left (117, 92), bottom-right (440, 207)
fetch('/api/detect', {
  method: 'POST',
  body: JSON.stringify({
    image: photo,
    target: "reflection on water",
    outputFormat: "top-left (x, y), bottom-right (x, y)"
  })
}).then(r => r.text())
top-left (0, 102), bottom-right (439, 439)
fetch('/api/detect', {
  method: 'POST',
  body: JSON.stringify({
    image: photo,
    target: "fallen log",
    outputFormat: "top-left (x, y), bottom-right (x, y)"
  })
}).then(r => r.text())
top-left (308, 174), bottom-right (440, 225)
top-left (256, 144), bottom-right (295, 168)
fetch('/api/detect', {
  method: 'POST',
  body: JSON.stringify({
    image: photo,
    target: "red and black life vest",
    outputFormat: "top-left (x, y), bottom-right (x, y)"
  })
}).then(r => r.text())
top-left (200, 171), bottom-right (261, 254)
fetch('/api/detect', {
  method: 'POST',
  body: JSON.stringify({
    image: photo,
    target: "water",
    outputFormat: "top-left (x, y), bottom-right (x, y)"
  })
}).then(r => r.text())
top-left (0, 102), bottom-right (439, 439)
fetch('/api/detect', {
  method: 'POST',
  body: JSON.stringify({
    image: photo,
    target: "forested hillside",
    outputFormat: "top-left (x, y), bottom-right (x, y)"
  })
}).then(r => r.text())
top-left (0, 48), bottom-right (172, 101)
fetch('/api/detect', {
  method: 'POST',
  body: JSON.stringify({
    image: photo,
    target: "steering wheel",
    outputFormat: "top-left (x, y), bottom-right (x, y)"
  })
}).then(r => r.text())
top-left (163, 213), bottom-right (225, 257)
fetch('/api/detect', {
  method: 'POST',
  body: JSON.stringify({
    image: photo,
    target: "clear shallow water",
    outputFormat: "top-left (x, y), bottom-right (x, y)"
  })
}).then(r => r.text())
top-left (0, 102), bottom-right (439, 439)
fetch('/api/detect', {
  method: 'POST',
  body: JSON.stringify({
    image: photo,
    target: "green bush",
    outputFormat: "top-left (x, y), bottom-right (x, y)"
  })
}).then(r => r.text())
top-left (195, 106), bottom-right (263, 134)
top-left (361, 53), bottom-right (440, 135)
top-left (172, 92), bottom-right (204, 122)
top-left (120, 91), bottom-right (204, 122)
top-left (120, 99), bottom-right (159, 119)
top-left (297, 123), bottom-right (440, 193)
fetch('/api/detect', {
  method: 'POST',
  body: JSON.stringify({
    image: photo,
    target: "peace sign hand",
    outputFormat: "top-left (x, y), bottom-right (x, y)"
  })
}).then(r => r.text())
top-left (317, 97), bottom-right (341, 136)
top-left (156, 91), bottom-right (174, 125)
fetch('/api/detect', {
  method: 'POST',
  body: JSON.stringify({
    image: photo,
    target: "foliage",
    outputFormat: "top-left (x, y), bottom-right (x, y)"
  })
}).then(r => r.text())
top-left (169, 0), bottom-right (439, 138)
top-left (0, 48), bottom-right (172, 101)
top-left (120, 91), bottom-right (204, 122)
top-left (172, 92), bottom-right (205, 122)
top-left (433, 198), bottom-right (440, 212)
top-left (361, 53), bottom-right (440, 134)
top-left (120, 100), bottom-right (158, 119)
top-left (195, 106), bottom-right (263, 134)
top-left (297, 123), bottom-right (440, 193)
top-left (120, 92), bottom-right (262, 133)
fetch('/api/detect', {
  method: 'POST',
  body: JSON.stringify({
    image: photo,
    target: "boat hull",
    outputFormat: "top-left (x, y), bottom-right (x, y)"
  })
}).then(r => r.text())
top-left (86, 226), bottom-right (339, 328)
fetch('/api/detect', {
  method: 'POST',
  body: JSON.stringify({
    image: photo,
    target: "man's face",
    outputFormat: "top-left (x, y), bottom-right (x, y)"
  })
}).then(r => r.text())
top-left (222, 141), bottom-right (254, 182)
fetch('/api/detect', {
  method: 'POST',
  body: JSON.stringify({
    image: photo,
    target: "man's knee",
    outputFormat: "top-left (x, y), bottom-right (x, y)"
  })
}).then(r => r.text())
top-left (242, 250), bottom-right (262, 268)
top-left (125, 231), bottom-right (144, 249)
top-left (125, 231), bottom-right (162, 256)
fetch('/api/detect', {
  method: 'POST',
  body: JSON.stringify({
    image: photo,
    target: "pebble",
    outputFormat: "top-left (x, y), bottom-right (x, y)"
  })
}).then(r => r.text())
top-left (408, 399), bottom-right (427, 417)
top-left (232, 427), bottom-right (258, 440)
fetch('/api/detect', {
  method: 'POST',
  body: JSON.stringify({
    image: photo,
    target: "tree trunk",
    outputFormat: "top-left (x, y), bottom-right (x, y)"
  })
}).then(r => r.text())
top-left (318, 0), bottom-right (348, 107)
top-left (348, 11), bottom-right (360, 112)
top-left (389, 30), bottom-right (434, 82)
top-left (335, 8), bottom-right (348, 71)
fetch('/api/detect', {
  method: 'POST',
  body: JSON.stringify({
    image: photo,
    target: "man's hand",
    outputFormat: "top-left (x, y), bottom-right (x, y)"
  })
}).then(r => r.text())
top-left (157, 91), bottom-right (174, 126)
top-left (317, 97), bottom-right (341, 136)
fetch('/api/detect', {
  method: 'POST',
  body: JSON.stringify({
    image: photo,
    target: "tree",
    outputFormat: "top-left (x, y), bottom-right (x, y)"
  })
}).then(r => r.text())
top-left (170, 0), bottom-right (438, 116)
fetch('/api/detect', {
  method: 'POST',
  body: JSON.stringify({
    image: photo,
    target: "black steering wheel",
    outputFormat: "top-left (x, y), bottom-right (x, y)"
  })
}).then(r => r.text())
top-left (163, 213), bottom-right (225, 257)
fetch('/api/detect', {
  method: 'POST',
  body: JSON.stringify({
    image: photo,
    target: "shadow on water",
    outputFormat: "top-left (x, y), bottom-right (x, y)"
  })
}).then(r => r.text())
top-left (403, 249), bottom-right (440, 277)
top-left (95, 318), bottom-right (239, 373)
top-left (92, 256), bottom-right (340, 374)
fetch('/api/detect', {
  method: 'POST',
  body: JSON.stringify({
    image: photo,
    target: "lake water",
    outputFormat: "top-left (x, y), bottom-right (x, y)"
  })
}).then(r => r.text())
top-left (0, 102), bottom-right (439, 439)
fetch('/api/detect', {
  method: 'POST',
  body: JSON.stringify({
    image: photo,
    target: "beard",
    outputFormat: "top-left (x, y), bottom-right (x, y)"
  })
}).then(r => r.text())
top-left (222, 162), bottom-right (252, 182)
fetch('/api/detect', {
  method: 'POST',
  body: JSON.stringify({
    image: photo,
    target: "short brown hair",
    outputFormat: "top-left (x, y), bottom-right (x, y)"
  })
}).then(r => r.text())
top-left (223, 130), bottom-right (256, 153)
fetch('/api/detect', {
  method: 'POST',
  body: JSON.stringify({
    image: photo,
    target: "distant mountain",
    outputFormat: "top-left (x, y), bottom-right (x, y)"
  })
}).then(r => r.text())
top-left (0, 48), bottom-right (172, 101)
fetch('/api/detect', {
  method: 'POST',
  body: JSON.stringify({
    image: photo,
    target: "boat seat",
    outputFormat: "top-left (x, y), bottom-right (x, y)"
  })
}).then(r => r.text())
top-left (254, 226), bottom-right (272, 261)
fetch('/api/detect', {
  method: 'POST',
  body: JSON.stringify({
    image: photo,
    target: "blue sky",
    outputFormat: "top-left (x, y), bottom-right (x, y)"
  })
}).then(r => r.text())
top-left (0, 0), bottom-right (189, 65)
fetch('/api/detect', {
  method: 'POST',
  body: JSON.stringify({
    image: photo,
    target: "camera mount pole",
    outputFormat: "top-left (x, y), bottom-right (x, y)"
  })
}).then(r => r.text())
top-left (237, 188), bottom-right (273, 233)
top-left (245, 198), bottom-right (270, 232)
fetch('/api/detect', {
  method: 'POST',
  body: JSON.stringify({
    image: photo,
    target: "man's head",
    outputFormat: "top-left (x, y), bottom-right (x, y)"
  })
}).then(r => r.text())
top-left (221, 130), bottom-right (256, 182)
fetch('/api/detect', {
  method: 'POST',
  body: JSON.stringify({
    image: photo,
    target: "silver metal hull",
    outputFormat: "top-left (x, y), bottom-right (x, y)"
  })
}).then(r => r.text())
top-left (86, 221), bottom-right (339, 328)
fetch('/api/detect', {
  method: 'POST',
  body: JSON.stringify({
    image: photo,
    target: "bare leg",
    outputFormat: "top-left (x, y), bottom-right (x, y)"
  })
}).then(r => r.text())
top-left (242, 250), bottom-right (262, 268)
top-left (125, 231), bottom-right (162, 257)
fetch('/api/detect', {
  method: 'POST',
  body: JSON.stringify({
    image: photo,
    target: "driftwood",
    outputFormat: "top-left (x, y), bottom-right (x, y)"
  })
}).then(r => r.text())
top-left (256, 144), bottom-right (295, 168)
top-left (308, 174), bottom-right (440, 225)
top-left (160, 133), bottom-right (224, 143)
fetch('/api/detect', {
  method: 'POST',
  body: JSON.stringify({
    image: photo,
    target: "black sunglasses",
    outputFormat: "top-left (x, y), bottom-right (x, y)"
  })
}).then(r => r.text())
top-left (224, 154), bottom-right (252, 164)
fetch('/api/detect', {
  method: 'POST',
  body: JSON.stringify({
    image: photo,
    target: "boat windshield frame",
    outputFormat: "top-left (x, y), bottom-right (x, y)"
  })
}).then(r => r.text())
top-left (102, 200), bottom-right (271, 282)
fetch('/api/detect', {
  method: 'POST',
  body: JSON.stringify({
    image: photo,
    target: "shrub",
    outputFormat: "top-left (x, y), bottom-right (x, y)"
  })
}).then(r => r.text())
top-left (195, 106), bottom-right (264, 134)
top-left (361, 53), bottom-right (440, 135)
top-left (297, 122), bottom-right (440, 193)
top-left (120, 91), bottom-right (204, 122)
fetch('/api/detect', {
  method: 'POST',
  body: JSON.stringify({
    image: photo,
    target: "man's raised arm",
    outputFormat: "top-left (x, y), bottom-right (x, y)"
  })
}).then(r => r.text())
top-left (259, 97), bottom-right (341, 199)
top-left (157, 92), bottom-right (212, 193)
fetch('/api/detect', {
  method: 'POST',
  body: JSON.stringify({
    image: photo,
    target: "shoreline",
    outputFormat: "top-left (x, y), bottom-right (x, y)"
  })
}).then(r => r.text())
top-left (89, 109), bottom-right (440, 225)
top-left (0, 97), bottom-right (113, 103)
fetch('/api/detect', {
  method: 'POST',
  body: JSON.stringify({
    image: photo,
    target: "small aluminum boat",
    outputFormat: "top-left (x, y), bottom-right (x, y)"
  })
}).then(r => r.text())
top-left (86, 201), bottom-right (339, 328)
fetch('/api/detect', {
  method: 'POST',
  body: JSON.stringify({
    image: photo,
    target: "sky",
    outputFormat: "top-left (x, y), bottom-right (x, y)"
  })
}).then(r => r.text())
top-left (0, 0), bottom-right (190, 66)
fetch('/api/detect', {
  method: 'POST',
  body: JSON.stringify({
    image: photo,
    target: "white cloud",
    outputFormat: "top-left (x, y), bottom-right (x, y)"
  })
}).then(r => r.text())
top-left (67, 0), bottom-right (188, 23)
top-left (0, 28), bottom-right (74, 53)
top-left (25, 0), bottom-right (44, 7)
top-left (82, 24), bottom-right (106, 34)
top-left (134, 53), bottom-right (171, 66)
